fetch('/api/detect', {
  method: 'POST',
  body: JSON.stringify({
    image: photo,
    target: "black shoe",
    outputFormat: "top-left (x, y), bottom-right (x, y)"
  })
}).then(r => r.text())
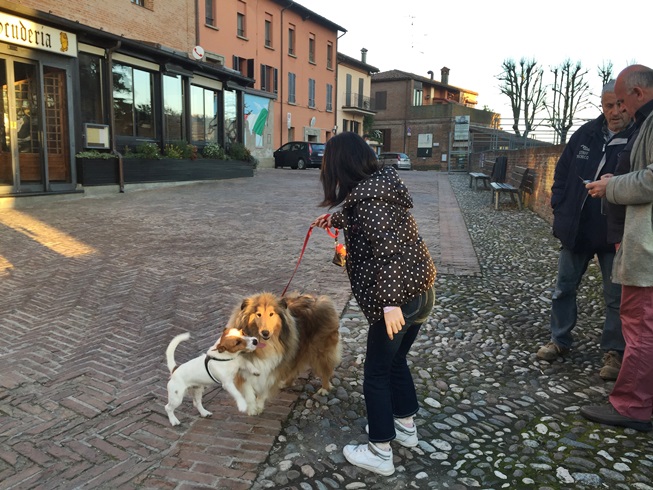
top-left (580, 404), bottom-right (652, 432)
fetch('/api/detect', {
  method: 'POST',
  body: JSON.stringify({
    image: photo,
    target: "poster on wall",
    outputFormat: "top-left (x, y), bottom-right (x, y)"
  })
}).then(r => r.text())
top-left (244, 94), bottom-right (273, 150)
top-left (417, 133), bottom-right (433, 157)
top-left (454, 115), bottom-right (470, 141)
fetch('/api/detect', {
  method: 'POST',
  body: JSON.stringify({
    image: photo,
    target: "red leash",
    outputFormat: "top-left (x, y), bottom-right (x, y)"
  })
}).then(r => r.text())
top-left (281, 223), bottom-right (340, 297)
top-left (281, 225), bottom-right (315, 297)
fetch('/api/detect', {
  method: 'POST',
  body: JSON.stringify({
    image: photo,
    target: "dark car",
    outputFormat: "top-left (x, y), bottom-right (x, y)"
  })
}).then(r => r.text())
top-left (273, 141), bottom-right (325, 169)
top-left (378, 152), bottom-right (412, 170)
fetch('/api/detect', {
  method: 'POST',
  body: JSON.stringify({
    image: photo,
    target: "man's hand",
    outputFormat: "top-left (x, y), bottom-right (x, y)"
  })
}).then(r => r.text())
top-left (384, 307), bottom-right (405, 340)
top-left (586, 174), bottom-right (612, 198)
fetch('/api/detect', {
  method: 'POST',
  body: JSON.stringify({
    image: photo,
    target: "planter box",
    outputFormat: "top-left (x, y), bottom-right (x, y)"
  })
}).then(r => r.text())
top-left (76, 157), bottom-right (254, 186)
top-left (122, 158), bottom-right (254, 183)
top-left (76, 157), bottom-right (120, 186)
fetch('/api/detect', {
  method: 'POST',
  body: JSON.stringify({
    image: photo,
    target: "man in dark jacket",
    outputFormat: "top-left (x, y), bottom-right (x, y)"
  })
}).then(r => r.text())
top-left (537, 80), bottom-right (635, 380)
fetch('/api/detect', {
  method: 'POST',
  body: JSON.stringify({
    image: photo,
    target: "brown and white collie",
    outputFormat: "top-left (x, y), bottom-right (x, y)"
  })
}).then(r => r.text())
top-left (228, 291), bottom-right (342, 415)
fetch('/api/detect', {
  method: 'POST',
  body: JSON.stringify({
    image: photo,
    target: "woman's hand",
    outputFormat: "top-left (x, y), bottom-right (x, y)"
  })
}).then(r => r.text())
top-left (384, 307), bottom-right (405, 340)
top-left (312, 213), bottom-right (332, 229)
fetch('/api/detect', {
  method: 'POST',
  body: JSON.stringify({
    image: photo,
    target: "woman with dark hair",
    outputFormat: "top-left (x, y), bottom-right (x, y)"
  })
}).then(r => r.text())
top-left (312, 132), bottom-right (436, 476)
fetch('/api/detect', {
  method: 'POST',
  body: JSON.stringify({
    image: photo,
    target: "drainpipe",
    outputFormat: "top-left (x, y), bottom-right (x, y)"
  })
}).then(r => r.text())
top-left (106, 41), bottom-right (124, 192)
top-left (335, 30), bottom-right (346, 139)
top-left (279, 1), bottom-right (293, 147)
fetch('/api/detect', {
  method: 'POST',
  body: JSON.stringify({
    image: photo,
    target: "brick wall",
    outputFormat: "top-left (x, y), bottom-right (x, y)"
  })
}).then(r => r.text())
top-left (470, 145), bottom-right (565, 224)
top-left (15, 0), bottom-right (196, 52)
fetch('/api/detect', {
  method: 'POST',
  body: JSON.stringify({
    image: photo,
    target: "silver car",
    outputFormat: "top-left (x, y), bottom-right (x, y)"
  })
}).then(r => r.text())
top-left (378, 152), bottom-right (412, 170)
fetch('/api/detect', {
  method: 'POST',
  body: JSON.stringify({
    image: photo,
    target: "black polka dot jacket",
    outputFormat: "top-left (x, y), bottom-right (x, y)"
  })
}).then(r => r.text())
top-left (330, 166), bottom-right (436, 324)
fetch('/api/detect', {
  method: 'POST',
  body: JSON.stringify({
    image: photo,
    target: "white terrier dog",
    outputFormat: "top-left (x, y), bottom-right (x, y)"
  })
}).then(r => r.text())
top-left (165, 328), bottom-right (260, 426)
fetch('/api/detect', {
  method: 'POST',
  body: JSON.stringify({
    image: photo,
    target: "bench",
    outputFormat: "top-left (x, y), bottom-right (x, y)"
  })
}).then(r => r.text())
top-left (490, 166), bottom-right (535, 210)
top-left (468, 156), bottom-right (506, 190)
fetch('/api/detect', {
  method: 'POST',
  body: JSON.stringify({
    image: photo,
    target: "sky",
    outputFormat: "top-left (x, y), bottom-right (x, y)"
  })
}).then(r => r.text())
top-left (296, 0), bottom-right (649, 139)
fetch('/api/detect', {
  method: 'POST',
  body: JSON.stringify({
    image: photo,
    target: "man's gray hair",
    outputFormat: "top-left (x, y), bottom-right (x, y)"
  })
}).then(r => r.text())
top-left (602, 80), bottom-right (616, 95)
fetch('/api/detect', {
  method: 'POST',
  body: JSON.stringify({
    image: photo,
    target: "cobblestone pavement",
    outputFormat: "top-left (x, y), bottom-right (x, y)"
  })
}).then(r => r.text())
top-left (251, 175), bottom-right (653, 490)
top-left (2, 170), bottom-right (652, 490)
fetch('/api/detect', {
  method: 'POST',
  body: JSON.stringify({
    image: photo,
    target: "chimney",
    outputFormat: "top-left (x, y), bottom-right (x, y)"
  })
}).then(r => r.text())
top-left (427, 70), bottom-right (434, 80)
top-left (441, 66), bottom-right (450, 85)
top-left (361, 48), bottom-right (368, 64)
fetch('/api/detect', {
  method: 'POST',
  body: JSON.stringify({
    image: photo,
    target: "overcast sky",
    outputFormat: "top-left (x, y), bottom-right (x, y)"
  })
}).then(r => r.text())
top-left (298, 0), bottom-right (649, 137)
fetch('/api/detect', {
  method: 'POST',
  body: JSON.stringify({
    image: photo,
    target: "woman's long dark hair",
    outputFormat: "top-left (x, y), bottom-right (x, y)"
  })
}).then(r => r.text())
top-left (319, 132), bottom-right (381, 207)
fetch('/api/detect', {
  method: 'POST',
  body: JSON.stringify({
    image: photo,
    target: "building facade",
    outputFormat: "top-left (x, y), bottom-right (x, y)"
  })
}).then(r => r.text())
top-left (199, 0), bottom-right (345, 167)
top-left (0, 0), bottom-right (259, 200)
top-left (335, 49), bottom-right (379, 141)
top-left (372, 67), bottom-right (498, 170)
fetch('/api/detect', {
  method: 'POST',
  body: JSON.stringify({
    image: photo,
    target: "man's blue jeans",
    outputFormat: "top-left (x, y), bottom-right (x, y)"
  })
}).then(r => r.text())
top-left (364, 286), bottom-right (435, 443)
top-left (550, 247), bottom-right (624, 352)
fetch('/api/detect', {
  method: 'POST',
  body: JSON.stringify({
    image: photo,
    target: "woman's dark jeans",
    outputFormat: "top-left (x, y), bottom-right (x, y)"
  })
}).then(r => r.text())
top-left (364, 286), bottom-right (435, 443)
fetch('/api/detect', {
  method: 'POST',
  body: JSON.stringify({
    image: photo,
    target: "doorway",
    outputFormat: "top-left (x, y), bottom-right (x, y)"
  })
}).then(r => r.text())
top-left (0, 54), bottom-right (74, 195)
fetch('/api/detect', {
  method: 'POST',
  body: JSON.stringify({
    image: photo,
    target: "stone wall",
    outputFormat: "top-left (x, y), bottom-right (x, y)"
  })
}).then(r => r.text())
top-left (469, 145), bottom-right (565, 225)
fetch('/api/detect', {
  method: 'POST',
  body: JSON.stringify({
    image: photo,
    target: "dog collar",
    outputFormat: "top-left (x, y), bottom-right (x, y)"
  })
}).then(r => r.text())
top-left (204, 354), bottom-right (231, 384)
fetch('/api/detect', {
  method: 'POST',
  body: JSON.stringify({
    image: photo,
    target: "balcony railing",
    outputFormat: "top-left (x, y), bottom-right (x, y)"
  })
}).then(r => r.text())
top-left (342, 92), bottom-right (375, 112)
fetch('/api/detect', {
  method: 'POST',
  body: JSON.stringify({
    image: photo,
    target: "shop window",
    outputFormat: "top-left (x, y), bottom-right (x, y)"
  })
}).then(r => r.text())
top-left (78, 53), bottom-right (104, 124)
top-left (190, 84), bottom-right (219, 144)
top-left (224, 89), bottom-right (238, 146)
top-left (112, 62), bottom-right (155, 139)
top-left (163, 74), bottom-right (184, 142)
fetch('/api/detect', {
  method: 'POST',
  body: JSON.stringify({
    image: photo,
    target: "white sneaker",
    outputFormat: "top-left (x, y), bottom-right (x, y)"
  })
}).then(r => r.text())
top-left (343, 442), bottom-right (394, 476)
top-left (365, 419), bottom-right (419, 448)
top-left (393, 419), bottom-right (418, 447)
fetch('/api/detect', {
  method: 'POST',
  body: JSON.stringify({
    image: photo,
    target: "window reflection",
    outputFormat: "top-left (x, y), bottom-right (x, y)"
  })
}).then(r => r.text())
top-left (224, 90), bottom-right (237, 146)
top-left (113, 63), bottom-right (154, 138)
top-left (79, 53), bottom-right (104, 124)
top-left (163, 74), bottom-right (183, 142)
top-left (190, 84), bottom-right (219, 144)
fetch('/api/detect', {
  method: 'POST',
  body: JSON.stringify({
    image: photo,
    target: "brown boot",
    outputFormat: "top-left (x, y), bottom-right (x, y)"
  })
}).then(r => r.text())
top-left (599, 351), bottom-right (622, 381)
top-left (536, 341), bottom-right (569, 361)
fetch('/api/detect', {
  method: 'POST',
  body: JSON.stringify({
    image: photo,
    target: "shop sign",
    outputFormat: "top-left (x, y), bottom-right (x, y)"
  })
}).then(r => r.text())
top-left (0, 13), bottom-right (77, 57)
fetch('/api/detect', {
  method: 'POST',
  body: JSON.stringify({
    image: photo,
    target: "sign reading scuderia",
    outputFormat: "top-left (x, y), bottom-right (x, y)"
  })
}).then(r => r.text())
top-left (0, 12), bottom-right (77, 57)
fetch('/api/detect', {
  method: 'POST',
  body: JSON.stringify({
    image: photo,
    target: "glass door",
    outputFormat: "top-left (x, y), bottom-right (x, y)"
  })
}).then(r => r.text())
top-left (43, 65), bottom-right (71, 184)
top-left (0, 59), bottom-right (12, 189)
top-left (14, 60), bottom-right (43, 188)
top-left (0, 54), bottom-right (74, 195)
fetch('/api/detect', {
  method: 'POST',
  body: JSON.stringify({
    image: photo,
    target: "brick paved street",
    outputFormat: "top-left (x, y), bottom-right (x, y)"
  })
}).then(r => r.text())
top-left (0, 169), bottom-right (477, 489)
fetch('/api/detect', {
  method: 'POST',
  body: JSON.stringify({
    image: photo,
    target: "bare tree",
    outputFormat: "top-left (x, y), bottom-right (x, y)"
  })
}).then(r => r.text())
top-left (598, 60), bottom-right (614, 86)
top-left (548, 60), bottom-right (591, 144)
top-left (497, 58), bottom-right (547, 141)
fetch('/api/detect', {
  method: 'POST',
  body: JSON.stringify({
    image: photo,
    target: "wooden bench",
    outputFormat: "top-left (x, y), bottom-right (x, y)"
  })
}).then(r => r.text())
top-left (468, 157), bottom-right (506, 190)
top-left (469, 170), bottom-right (491, 190)
top-left (490, 166), bottom-right (535, 210)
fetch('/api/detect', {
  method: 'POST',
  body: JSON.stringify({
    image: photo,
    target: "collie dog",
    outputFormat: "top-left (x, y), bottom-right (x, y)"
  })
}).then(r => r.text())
top-left (228, 292), bottom-right (341, 415)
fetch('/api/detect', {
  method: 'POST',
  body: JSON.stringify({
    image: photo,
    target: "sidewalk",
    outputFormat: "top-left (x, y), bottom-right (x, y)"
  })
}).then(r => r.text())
top-left (0, 169), bottom-right (474, 489)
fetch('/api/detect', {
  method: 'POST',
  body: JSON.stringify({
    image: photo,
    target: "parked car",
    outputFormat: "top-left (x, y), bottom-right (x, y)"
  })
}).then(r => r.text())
top-left (273, 141), bottom-right (325, 169)
top-left (378, 152), bottom-right (412, 170)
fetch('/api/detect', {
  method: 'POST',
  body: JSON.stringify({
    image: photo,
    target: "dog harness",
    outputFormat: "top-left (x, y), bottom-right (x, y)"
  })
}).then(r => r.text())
top-left (204, 354), bottom-right (231, 384)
